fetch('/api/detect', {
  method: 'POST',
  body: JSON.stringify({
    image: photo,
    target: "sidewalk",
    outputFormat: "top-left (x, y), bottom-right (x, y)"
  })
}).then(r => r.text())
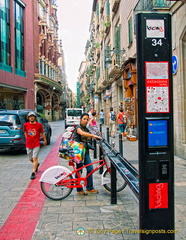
top-left (32, 124), bottom-right (186, 240)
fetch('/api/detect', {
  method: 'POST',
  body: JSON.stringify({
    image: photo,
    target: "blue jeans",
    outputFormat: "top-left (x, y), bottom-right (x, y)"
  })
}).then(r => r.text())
top-left (100, 118), bottom-right (104, 125)
top-left (76, 150), bottom-right (94, 192)
top-left (118, 123), bottom-right (127, 133)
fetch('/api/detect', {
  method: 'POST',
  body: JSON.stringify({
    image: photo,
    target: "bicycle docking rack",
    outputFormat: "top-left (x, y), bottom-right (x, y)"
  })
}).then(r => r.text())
top-left (102, 139), bottom-right (139, 197)
top-left (94, 135), bottom-right (139, 203)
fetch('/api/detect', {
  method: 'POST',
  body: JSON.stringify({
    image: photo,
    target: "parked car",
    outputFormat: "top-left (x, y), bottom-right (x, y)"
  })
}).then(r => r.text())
top-left (0, 109), bottom-right (52, 151)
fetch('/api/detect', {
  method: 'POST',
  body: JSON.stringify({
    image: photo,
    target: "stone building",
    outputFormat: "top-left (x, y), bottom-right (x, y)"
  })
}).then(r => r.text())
top-left (79, 0), bottom-right (186, 158)
top-left (34, 0), bottom-right (63, 121)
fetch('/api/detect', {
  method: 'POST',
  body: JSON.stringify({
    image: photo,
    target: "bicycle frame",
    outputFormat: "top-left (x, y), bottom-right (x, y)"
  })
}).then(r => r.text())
top-left (57, 159), bottom-right (110, 189)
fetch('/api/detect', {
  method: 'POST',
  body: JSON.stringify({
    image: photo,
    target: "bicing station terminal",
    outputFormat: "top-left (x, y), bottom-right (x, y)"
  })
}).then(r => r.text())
top-left (136, 13), bottom-right (174, 240)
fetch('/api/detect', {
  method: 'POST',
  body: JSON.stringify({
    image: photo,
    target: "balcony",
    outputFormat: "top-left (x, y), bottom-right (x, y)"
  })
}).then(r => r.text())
top-left (80, 90), bottom-right (85, 96)
top-left (134, 0), bottom-right (171, 12)
top-left (34, 74), bottom-right (62, 93)
top-left (95, 78), bottom-right (105, 94)
top-left (39, 19), bottom-right (47, 26)
top-left (109, 65), bottom-right (122, 80)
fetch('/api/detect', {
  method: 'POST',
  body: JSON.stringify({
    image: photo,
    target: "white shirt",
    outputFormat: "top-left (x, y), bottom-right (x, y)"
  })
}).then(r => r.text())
top-left (100, 111), bottom-right (104, 118)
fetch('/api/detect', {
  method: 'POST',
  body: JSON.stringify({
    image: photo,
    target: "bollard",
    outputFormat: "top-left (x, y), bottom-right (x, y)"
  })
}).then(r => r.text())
top-left (119, 133), bottom-right (123, 156)
top-left (111, 162), bottom-right (117, 204)
top-left (93, 139), bottom-right (97, 158)
top-left (99, 147), bottom-right (103, 174)
top-left (99, 123), bottom-right (102, 134)
top-left (106, 127), bottom-right (110, 143)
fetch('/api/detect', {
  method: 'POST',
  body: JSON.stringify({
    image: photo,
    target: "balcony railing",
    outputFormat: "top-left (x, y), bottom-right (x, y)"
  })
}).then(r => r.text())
top-left (134, 0), bottom-right (172, 11)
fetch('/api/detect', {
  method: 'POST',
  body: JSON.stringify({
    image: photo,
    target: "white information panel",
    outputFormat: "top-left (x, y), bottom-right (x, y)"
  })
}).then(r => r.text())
top-left (145, 61), bottom-right (169, 113)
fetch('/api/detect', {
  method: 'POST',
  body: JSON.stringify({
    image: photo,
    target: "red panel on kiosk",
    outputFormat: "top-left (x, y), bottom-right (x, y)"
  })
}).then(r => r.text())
top-left (149, 183), bottom-right (168, 209)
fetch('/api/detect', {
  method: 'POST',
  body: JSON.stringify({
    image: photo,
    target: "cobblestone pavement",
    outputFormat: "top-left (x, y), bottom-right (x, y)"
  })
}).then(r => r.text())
top-left (0, 121), bottom-right (186, 240)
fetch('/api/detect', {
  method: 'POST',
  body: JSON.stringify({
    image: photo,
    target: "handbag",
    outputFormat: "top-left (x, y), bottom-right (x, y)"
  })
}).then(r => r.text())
top-left (58, 139), bottom-right (86, 164)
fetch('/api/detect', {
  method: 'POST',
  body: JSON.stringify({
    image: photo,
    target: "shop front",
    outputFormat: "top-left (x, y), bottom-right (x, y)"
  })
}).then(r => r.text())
top-left (0, 84), bottom-right (27, 110)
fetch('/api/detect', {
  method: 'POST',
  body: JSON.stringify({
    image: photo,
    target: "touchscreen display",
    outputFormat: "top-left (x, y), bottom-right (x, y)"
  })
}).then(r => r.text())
top-left (148, 120), bottom-right (168, 148)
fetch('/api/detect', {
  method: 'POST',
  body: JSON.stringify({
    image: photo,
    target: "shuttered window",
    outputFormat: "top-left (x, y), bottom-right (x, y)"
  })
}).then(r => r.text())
top-left (128, 16), bottom-right (133, 45)
top-left (114, 26), bottom-right (121, 65)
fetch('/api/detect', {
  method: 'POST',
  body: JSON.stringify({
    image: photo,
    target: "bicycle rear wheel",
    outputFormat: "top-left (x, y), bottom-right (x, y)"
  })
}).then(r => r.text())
top-left (40, 174), bottom-right (73, 200)
top-left (103, 169), bottom-right (127, 192)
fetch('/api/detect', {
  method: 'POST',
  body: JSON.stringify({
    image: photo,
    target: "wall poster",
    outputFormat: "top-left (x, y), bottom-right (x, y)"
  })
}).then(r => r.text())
top-left (145, 61), bottom-right (170, 113)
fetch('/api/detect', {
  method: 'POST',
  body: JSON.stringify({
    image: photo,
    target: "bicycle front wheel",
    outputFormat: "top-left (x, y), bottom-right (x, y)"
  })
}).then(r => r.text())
top-left (40, 175), bottom-right (73, 201)
top-left (103, 169), bottom-right (127, 192)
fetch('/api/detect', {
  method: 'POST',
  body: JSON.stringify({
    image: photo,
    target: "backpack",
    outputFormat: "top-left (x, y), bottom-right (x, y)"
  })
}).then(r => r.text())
top-left (110, 112), bottom-right (116, 121)
top-left (121, 113), bottom-right (127, 123)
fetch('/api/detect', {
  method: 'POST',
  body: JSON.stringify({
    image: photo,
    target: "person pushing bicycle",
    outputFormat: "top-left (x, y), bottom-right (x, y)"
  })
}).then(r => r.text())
top-left (73, 113), bottom-right (102, 194)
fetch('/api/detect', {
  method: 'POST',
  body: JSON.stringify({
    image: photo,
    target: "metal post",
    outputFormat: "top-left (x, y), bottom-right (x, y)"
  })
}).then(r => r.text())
top-left (106, 127), bottom-right (109, 143)
top-left (99, 147), bottom-right (103, 174)
top-left (111, 161), bottom-right (117, 204)
top-left (99, 123), bottom-right (102, 134)
top-left (93, 139), bottom-right (97, 159)
top-left (119, 134), bottom-right (123, 156)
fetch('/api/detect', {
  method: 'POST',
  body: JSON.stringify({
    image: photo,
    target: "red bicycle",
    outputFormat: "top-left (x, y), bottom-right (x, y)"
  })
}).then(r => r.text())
top-left (40, 148), bottom-right (127, 200)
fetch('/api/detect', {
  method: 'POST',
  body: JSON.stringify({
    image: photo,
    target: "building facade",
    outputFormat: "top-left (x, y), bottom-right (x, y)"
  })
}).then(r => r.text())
top-left (34, 0), bottom-right (63, 121)
top-left (0, 0), bottom-right (70, 121)
top-left (78, 0), bottom-right (186, 158)
top-left (0, 0), bottom-right (35, 110)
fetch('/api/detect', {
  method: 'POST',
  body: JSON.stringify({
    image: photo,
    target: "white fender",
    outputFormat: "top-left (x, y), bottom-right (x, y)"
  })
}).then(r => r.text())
top-left (101, 169), bottom-right (111, 185)
top-left (40, 166), bottom-right (72, 184)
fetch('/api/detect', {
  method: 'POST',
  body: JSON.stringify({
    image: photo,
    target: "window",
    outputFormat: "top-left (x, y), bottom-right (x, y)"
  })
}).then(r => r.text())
top-left (106, 0), bottom-right (110, 15)
top-left (114, 26), bottom-right (121, 65)
top-left (128, 16), bottom-right (133, 45)
top-left (14, 0), bottom-right (25, 75)
top-left (96, 66), bottom-right (100, 81)
top-left (96, 2), bottom-right (99, 16)
top-left (0, 0), bottom-right (11, 71)
top-left (39, 4), bottom-right (45, 19)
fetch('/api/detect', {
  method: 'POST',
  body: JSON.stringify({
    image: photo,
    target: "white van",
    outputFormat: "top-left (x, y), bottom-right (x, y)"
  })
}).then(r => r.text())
top-left (65, 108), bottom-right (83, 128)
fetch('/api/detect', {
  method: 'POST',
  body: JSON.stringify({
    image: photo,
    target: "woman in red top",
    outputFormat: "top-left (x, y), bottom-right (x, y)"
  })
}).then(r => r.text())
top-left (24, 112), bottom-right (47, 179)
top-left (116, 108), bottom-right (128, 141)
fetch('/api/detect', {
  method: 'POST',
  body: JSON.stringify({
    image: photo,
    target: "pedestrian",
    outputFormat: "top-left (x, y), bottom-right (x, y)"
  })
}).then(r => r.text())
top-left (88, 108), bottom-right (94, 119)
top-left (88, 111), bottom-right (101, 135)
top-left (99, 109), bottom-right (104, 125)
top-left (73, 113), bottom-right (102, 194)
top-left (89, 111), bottom-right (97, 129)
top-left (24, 111), bottom-right (47, 180)
top-left (116, 108), bottom-right (128, 141)
top-left (108, 107), bottom-right (116, 138)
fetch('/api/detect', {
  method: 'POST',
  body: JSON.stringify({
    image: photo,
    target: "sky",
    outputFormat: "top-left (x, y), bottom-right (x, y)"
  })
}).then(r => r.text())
top-left (57, 0), bottom-right (93, 93)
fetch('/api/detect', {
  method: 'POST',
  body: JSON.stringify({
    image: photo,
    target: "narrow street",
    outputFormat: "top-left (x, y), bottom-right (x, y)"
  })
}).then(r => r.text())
top-left (0, 121), bottom-right (186, 239)
top-left (0, 121), bottom-right (65, 231)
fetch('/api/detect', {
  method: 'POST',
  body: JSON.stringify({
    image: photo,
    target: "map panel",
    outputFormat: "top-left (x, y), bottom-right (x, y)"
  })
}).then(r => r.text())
top-left (145, 62), bottom-right (169, 113)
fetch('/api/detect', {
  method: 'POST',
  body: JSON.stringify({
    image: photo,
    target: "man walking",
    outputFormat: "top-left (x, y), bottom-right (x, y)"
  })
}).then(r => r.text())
top-left (24, 111), bottom-right (47, 179)
top-left (99, 109), bottom-right (104, 125)
top-left (107, 107), bottom-right (116, 138)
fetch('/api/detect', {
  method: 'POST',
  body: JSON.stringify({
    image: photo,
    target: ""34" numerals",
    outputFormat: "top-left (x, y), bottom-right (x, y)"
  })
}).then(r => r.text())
top-left (152, 39), bottom-right (163, 47)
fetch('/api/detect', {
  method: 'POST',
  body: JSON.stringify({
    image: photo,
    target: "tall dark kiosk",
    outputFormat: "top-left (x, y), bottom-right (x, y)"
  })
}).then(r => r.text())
top-left (136, 13), bottom-right (174, 240)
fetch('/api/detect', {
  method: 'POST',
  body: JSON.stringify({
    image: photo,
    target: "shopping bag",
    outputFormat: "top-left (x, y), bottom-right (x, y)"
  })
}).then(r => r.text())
top-left (58, 139), bottom-right (86, 163)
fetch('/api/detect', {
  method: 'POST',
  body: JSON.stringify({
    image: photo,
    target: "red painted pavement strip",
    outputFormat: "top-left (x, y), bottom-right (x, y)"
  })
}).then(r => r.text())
top-left (0, 135), bottom-right (62, 240)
